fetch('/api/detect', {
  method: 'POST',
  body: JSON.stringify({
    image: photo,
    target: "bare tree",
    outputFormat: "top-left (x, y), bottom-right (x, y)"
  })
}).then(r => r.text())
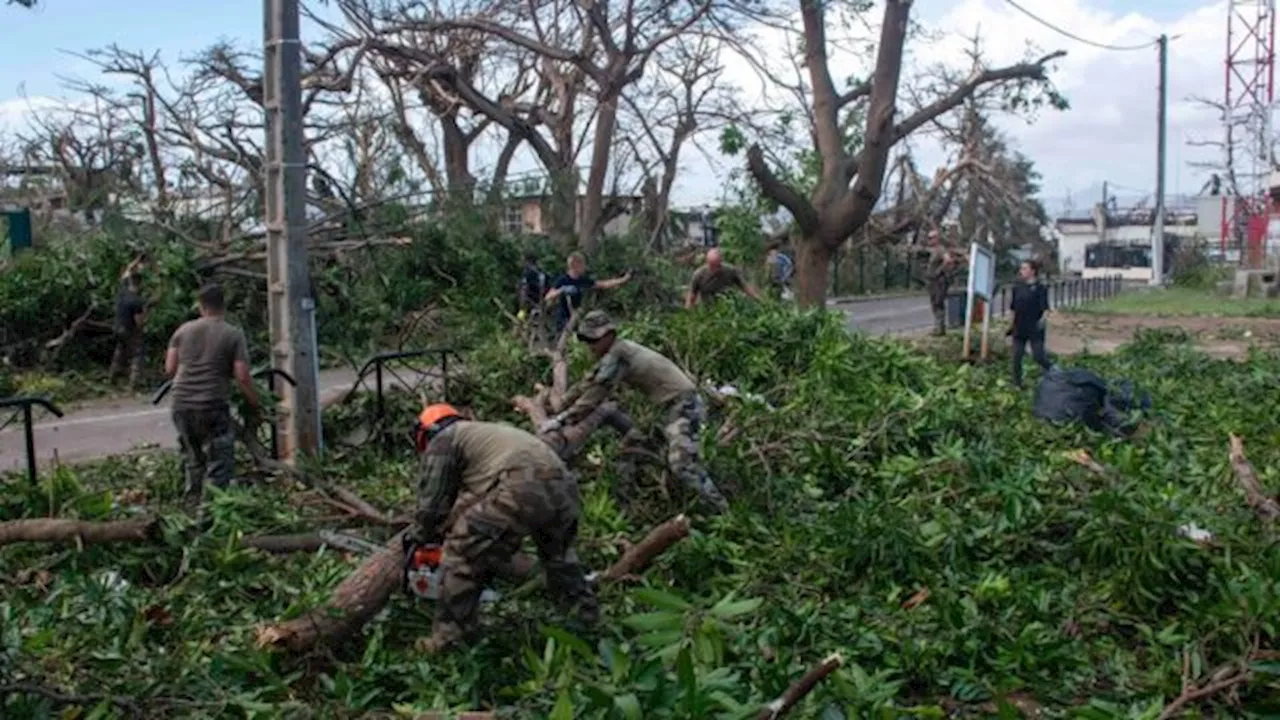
top-left (620, 34), bottom-right (730, 249)
top-left (736, 0), bottom-right (1065, 306)
top-left (342, 0), bottom-right (717, 249)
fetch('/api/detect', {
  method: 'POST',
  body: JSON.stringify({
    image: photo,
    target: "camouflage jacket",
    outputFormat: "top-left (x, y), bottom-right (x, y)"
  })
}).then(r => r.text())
top-left (558, 339), bottom-right (696, 425)
top-left (414, 421), bottom-right (566, 538)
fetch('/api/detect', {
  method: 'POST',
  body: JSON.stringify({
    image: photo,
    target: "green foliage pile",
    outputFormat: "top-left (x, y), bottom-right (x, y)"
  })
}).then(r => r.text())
top-left (5, 302), bottom-right (1280, 718)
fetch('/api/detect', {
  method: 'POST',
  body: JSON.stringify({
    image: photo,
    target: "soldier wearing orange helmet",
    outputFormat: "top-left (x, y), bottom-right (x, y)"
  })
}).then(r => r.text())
top-left (409, 403), bottom-right (598, 653)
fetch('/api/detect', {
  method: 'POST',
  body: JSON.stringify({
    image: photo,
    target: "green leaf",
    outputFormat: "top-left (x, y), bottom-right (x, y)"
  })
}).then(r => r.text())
top-left (709, 595), bottom-right (762, 620)
top-left (622, 611), bottom-right (684, 633)
top-left (614, 693), bottom-right (643, 720)
top-left (632, 587), bottom-right (693, 612)
top-left (549, 691), bottom-right (574, 720)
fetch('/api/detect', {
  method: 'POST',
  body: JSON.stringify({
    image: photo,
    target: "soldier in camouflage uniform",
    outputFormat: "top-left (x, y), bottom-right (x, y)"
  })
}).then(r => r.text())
top-left (926, 230), bottom-right (957, 336)
top-left (540, 310), bottom-right (729, 513)
top-left (410, 404), bottom-right (598, 653)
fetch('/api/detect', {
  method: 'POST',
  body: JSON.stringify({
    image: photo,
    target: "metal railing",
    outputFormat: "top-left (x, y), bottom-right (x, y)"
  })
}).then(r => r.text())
top-left (951, 275), bottom-right (1124, 328)
top-left (0, 395), bottom-right (64, 484)
top-left (345, 348), bottom-right (461, 451)
top-left (152, 367), bottom-right (297, 458)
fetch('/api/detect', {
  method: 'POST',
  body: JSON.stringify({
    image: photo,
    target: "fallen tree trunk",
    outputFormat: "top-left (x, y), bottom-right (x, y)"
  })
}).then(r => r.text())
top-left (0, 517), bottom-right (159, 547)
top-left (1229, 434), bottom-right (1280, 524)
top-left (600, 514), bottom-right (690, 582)
top-left (256, 528), bottom-right (411, 653)
top-left (259, 514), bottom-right (690, 654)
top-left (240, 533), bottom-right (331, 554)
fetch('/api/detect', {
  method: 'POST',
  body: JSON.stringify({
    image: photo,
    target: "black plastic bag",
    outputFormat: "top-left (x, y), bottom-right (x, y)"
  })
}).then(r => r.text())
top-left (1032, 367), bottom-right (1108, 429)
top-left (1032, 367), bottom-right (1149, 437)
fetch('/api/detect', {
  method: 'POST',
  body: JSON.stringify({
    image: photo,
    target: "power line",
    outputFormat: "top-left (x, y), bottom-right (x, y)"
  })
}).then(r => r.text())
top-left (1001, 0), bottom-right (1163, 51)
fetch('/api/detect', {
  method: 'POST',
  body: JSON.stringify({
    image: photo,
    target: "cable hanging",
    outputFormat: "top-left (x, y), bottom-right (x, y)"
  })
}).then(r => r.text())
top-left (1002, 0), bottom-right (1163, 51)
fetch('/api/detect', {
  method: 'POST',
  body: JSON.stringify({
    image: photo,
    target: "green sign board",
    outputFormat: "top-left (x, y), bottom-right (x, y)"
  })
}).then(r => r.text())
top-left (2, 209), bottom-right (32, 255)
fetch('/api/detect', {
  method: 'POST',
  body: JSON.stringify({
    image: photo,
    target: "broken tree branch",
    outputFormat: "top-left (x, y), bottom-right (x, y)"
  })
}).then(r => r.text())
top-left (1229, 434), bottom-right (1280, 524)
top-left (599, 514), bottom-right (690, 582)
top-left (757, 653), bottom-right (844, 720)
top-left (0, 517), bottom-right (159, 547)
top-left (256, 528), bottom-right (411, 653)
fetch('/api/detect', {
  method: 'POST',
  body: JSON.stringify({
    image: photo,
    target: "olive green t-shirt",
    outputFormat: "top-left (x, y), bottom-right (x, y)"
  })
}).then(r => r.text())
top-left (168, 317), bottom-right (249, 411)
top-left (690, 264), bottom-right (746, 301)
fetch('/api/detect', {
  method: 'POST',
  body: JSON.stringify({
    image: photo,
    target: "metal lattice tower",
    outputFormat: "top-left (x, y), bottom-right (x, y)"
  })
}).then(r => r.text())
top-left (1221, 0), bottom-right (1276, 260)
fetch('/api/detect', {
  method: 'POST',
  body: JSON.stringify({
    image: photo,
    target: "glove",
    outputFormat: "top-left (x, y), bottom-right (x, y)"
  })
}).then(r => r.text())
top-left (539, 416), bottom-right (563, 435)
top-left (517, 309), bottom-right (527, 321)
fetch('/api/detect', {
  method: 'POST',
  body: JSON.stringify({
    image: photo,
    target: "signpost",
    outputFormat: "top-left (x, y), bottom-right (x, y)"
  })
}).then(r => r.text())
top-left (962, 242), bottom-right (996, 361)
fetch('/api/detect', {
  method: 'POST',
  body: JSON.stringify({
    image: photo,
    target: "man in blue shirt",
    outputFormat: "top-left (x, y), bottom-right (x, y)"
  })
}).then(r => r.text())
top-left (544, 252), bottom-right (631, 337)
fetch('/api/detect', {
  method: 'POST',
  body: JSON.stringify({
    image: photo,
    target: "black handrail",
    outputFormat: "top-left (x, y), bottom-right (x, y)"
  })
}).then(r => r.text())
top-left (0, 395), bottom-right (64, 485)
top-left (349, 348), bottom-right (460, 451)
top-left (151, 367), bottom-right (297, 458)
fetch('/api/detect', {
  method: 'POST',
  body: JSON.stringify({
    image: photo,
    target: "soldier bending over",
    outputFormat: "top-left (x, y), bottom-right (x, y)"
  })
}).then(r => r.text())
top-left (540, 311), bottom-right (729, 513)
top-left (410, 404), bottom-right (599, 653)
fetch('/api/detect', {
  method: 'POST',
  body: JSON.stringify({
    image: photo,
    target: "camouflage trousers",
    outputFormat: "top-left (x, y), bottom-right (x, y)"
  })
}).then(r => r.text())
top-left (171, 406), bottom-right (236, 504)
top-left (431, 468), bottom-right (598, 648)
top-left (109, 328), bottom-right (144, 388)
top-left (659, 392), bottom-right (728, 513)
top-left (929, 281), bottom-right (948, 335)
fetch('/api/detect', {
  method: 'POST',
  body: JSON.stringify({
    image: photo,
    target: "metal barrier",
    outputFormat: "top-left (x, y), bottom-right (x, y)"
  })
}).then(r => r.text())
top-left (347, 348), bottom-right (459, 451)
top-left (983, 275), bottom-right (1123, 323)
top-left (152, 367), bottom-right (297, 458)
top-left (0, 395), bottom-right (64, 484)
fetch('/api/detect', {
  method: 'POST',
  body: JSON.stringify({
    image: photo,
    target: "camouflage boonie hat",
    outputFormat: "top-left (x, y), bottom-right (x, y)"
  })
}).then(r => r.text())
top-left (577, 310), bottom-right (616, 340)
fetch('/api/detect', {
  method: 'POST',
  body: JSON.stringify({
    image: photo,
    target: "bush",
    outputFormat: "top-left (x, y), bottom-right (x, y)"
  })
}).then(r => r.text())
top-left (1169, 243), bottom-right (1228, 290)
top-left (6, 280), bottom-right (1280, 717)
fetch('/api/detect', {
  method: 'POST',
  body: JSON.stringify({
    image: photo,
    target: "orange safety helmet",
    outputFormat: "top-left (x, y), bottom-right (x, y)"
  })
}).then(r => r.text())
top-left (414, 403), bottom-right (461, 453)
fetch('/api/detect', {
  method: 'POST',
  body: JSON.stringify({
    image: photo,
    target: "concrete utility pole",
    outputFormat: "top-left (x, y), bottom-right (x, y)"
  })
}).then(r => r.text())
top-left (1151, 34), bottom-right (1168, 286)
top-left (264, 0), bottom-right (321, 460)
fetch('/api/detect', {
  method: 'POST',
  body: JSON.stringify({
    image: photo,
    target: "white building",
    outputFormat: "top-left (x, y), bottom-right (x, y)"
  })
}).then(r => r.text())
top-left (1053, 195), bottom-right (1213, 281)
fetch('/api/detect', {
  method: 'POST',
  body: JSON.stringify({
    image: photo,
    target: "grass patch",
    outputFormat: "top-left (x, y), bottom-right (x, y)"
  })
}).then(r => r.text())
top-left (1076, 287), bottom-right (1280, 317)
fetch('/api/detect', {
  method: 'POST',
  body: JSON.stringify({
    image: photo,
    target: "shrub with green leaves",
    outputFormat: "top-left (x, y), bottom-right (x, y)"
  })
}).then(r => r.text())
top-left (5, 301), bottom-right (1280, 717)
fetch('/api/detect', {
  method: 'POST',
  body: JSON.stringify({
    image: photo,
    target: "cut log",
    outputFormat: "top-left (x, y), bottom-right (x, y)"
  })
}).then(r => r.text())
top-left (0, 517), bottom-right (159, 547)
top-left (259, 514), bottom-right (689, 654)
top-left (1229, 434), bottom-right (1280, 524)
top-left (600, 514), bottom-right (690, 582)
top-left (240, 533), bottom-right (331, 554)
top-left (256, 528), bottom-right (411, 652)
top-left (256, 527), bottom-right (539, 653)
top-left (757, 653), bottom-right (844, 720)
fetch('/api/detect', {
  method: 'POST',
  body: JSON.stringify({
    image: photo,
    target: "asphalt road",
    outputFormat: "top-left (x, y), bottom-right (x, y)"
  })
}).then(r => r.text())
top-left (0, 294), bottom-right (935, 470)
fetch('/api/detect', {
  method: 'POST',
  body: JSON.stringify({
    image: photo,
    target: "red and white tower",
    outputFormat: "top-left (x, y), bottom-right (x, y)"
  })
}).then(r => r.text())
top-left (1222, 0), bottom-right (1276, 266)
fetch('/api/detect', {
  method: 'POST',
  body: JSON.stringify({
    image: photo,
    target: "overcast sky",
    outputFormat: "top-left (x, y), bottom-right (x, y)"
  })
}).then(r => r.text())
top-left (0, 0), bottom-right (1232, 217)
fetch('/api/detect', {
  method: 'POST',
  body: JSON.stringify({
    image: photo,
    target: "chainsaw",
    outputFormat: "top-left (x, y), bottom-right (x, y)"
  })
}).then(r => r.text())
top-left (316, 530), bottom-right (500, 603)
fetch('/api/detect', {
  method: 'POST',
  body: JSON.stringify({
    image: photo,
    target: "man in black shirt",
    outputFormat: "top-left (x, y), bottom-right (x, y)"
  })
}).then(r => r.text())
top-left (544, 252), bottom-right (630, 337)
top-left (110, 272), bottom-right (147, 390)
top-left (1009, 259), bottom-right (1052, 388)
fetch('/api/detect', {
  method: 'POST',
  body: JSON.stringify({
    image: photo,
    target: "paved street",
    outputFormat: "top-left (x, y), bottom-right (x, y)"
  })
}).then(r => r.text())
top-left (1, 295), bottom-right (936, 470)
top-left (837, 294), bottom-right (935, 335)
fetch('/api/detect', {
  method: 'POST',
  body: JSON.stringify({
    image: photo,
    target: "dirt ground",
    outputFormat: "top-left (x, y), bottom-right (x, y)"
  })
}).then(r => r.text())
top-left (1046, 312), bottom-right (1280, 358)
